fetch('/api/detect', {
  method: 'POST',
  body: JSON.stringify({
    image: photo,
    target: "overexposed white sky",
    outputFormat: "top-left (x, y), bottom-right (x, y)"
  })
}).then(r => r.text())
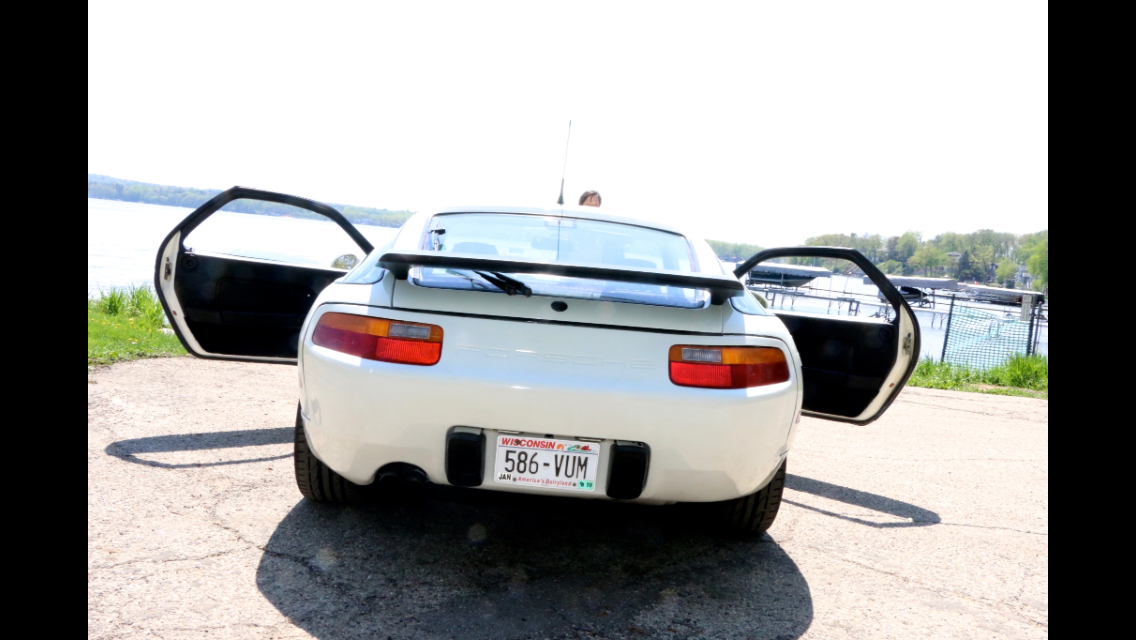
top-left (88, 1), bottom-right (1048, 247)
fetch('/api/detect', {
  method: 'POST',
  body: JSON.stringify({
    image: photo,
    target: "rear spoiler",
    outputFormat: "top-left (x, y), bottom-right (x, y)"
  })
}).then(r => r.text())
top-left (378, 250), bottom-right (745, 305)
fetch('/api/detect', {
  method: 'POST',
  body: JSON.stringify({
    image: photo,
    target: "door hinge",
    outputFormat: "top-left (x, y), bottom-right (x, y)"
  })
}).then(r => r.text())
top-left (903, 333), bottom-right (914, 356)
top-left (164, 257), bottom-right (172, 281)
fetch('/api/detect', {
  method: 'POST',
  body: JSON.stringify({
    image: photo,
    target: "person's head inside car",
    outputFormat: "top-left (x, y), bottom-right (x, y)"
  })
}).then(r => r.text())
top-left (579, 191), bottom-right (602, 207)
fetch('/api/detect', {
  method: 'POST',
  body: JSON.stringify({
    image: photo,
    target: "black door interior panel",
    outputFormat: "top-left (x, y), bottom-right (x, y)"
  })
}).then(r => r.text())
top-left (777, 314), bottom-right (899, 418)
top-left (732, 247), bottom-right (919, 425)
top-left (174, 252), bottom-right (344, 358)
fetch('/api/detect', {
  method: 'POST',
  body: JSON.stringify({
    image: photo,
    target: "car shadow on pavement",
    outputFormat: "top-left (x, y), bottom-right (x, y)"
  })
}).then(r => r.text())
top-left (785, 475), bottom-right (941, 528)
top-left (102, 428), bottom-right (940, 531)
top-left (105, 428), bottom-right (294, 469)
top-left (101, 429), bottom-right (938, 636)
top-left (256, 488), bottom-right (814, 640)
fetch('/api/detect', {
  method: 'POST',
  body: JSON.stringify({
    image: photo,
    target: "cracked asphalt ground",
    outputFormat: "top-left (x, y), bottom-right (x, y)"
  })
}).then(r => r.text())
top-left (88, 358), bottom-right (1048, 640)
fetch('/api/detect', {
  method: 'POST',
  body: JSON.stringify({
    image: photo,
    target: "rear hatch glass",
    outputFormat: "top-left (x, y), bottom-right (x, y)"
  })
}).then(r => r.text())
top-left (394, 212), bottom-right (725, 333)
top-left (414, 213), bottom-right (709, 310)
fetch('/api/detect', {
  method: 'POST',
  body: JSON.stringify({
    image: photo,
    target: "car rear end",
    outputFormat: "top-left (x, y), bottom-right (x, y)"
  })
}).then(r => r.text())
top-left (297, 208), bottom-right (804, 504)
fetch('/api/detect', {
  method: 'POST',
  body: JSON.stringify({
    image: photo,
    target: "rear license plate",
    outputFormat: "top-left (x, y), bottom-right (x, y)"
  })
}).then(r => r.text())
top-left (493, 435), bottom-right (600, 492)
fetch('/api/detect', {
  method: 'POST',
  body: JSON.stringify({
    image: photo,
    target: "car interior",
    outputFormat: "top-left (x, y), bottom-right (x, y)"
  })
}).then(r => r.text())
top-left (774, 313), bottom-right (899, 418)
top-left (165, 191), bottom-right (374, 360)
top-left (174, 251), bottom-right (346, 359)
top-left (740, 251), bottom-right (912, 421)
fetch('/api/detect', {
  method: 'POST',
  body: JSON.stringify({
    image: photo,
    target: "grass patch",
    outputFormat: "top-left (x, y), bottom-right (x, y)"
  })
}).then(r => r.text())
top-left (88, 286), bottom-right (185, 369)
top-left (909, 355), bottom-right (1048, 399)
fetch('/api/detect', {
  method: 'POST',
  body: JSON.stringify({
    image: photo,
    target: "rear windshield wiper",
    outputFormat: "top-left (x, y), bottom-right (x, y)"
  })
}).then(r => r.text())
top-left (444, 269), bottom-right (532, 297)
top-left (444, 269), bottom-right (494, 292)
top-left (474, 271), bottom-right (533, 297)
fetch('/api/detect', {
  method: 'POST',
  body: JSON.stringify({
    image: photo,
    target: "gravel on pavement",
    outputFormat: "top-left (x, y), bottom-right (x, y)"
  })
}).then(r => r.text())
top-left (88, 358), bottom-right (1048, 640)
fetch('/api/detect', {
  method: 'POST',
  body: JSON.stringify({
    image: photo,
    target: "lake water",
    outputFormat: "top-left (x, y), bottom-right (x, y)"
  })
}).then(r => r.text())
top-left (89, 198), bottom-right (1045, 361)
top-left (87, 198), bottom-right (398, 297)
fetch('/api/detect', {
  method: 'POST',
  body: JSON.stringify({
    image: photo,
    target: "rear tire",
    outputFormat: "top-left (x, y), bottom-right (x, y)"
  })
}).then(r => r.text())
top-left (719, 460), bottom-right (787, 536)
top-left (294, 405), bottom-right (370, 504)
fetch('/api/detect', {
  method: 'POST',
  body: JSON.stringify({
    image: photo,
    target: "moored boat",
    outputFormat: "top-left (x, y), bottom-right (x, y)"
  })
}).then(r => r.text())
top-left (748, 263), bottom-right (833, 288)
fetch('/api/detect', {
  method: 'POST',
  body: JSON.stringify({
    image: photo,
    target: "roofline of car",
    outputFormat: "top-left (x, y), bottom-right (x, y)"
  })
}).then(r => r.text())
top-left (424, 205), bottom-right (689, 237)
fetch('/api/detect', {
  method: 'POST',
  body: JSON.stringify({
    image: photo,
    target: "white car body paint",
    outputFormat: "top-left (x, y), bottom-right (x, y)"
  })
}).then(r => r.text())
top-left (300, 300), bottom-right (800, 503)
top-left (295, 205), bottom-right (812, 504)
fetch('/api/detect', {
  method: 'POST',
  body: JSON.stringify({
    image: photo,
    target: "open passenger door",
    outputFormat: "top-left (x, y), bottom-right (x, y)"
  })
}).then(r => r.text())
top-left (153, 187), bottom-right (374, 364)
top-left (735, 247), bottom-right (921, 425)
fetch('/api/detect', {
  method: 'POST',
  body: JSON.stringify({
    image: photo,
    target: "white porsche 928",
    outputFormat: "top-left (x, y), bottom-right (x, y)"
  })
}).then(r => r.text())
top-left (155, 188), bottom-right (920, 535)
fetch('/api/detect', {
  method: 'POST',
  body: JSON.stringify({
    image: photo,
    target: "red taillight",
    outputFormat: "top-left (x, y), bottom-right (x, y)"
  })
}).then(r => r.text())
top-left (313, 313), bottom-right (443, 366)
top-left (669, 346), bottom-right (789, 389)
top-left (670, 362), bottom-right (734, 388)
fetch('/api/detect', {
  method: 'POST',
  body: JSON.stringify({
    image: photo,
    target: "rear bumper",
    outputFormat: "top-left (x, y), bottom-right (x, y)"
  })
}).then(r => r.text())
top-left (300, 304), bottom-right (801, 504)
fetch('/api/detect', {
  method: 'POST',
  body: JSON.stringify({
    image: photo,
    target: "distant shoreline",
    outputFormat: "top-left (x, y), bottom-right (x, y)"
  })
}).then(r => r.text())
top-left (88, 174), bottom-right (413, 229)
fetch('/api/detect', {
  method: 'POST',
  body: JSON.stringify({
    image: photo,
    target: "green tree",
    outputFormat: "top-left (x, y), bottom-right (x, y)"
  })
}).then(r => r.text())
top-left (803, 233), bottom-right (886, 263)
top-left (932, 232), bottom-right (967, 255)
top-left (707, 240), bottom-right (765, 262)
top-left (886, 236), bottom-right (901, 262)
top-left (1016, 231), bottom-right (1049, 269)
top-left (956, 251), bottom-right (979, 282)
top-left (878, 260), bottom-right (904, 275)
top-left (909, 247), bottom-right (950, 275)
top-left (970, 245), bottom-right (996, 280)
top-left (996, 260), bottom-right (1018, 286)
top-left (895, 232), bottom-right (922, 263)
top-left (1027, 239), bottom-right (1048, 288)
top-left (971, 230), bottom-right (1017, 261)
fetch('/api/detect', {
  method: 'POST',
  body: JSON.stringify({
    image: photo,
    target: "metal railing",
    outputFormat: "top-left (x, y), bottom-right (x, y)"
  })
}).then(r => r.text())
top-left (752, 284), bottom-right (1048, 370)
top-left (939, 298), bottom-right (1046, 369)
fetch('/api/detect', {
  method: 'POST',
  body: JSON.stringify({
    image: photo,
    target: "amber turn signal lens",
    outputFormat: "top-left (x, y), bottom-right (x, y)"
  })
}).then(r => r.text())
top-left (313, 312), bottom-right (443, 366)
top-left (668, 346), bottom-right (789, 389)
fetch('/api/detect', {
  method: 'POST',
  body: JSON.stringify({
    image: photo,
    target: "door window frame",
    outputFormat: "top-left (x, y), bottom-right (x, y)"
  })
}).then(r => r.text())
top-left (153, 187), bottom-right (374, 364)
top-left (735, 246), bottom-right (923, 425)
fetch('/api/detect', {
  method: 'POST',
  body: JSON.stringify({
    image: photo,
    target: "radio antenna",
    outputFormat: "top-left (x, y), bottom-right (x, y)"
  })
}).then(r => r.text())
top-left (557, 120), bottom-right (572, 205)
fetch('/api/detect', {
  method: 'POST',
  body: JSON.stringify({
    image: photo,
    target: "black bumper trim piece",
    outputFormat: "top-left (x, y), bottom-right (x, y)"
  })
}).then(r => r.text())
top-left (606, 441), bottom-right (651, 500)
top-left (446, 427), bottom-right (486, 488)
